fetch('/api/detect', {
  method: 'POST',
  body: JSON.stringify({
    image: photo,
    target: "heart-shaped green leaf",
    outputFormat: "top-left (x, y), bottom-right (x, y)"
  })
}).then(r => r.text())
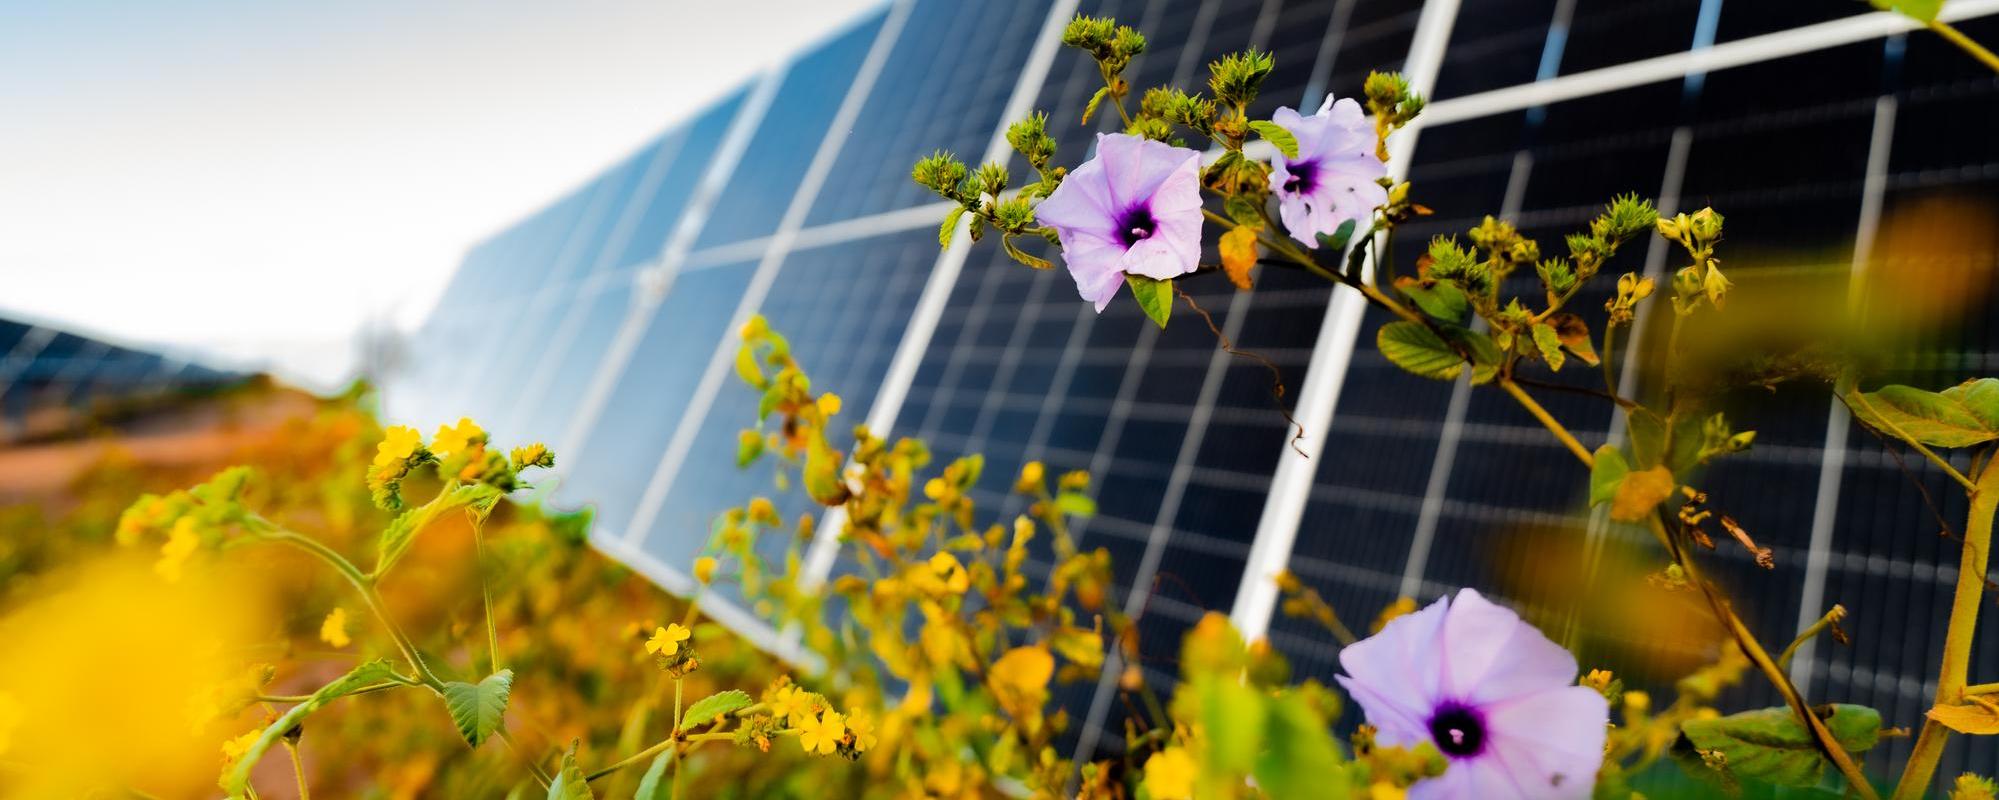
top-left (442, 669), bottom-right (513, 748)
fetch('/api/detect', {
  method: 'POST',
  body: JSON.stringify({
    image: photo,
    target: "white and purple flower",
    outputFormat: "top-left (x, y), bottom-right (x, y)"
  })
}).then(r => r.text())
top-left (1337, 589), bottom-right (1607, 799)
top-left (1034, 133), bottom-right (1204, 311)
top-left (1266, 95), bottom-right (1388, 247)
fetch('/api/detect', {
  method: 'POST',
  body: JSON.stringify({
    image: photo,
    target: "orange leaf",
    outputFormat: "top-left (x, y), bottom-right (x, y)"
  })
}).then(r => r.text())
top-left (1220, 226), bottom-right (1260, 290)
top-left (1928, 700), bottom-right (1999, 735)
top-left (1611, 466), bottom-right (1675, 522)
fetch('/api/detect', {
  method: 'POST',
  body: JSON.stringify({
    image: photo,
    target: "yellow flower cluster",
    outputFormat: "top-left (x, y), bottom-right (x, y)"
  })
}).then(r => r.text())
top-left (320, 607), bottom-right (351, 649)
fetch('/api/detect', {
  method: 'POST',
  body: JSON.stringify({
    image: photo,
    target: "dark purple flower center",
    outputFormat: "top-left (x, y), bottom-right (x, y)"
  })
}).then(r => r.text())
top-left (1117, 205), bottom-right (1157, 248)
top-left (1281, 160), bottom-right (1319, 195)
top-left (1428, 702), bottom-right (1487, 758)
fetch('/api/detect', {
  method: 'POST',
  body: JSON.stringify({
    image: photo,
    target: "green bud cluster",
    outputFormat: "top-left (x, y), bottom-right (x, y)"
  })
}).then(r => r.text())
top-left (1424, 236), bottom-right (1490, 297)
top-left (912, 151), bottom-right (970, 200)
top-left (1005, 113), bottom-right (1056, 173)
top-left (1139, 86), bottom-right (1215, 135)
top-left (1363, 71), bottom-right (1425, 131)
top-left (1207, 49), bottom-right (1274, 109)
top-left (1062, 15), bottom-right (1145, 74)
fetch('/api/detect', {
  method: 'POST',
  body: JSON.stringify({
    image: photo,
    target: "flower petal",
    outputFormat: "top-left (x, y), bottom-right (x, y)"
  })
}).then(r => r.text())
top-left (1337, 593), bottom-right (1450, 731)
top-left (1482, 686), bottom-right (1609, 799)
top-left (1439, 589), bottom-right (1579, 705)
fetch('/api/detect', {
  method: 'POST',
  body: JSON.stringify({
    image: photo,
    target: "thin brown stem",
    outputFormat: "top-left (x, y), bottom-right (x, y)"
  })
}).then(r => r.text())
top-left (1929, 19), bottom-right (1999, 75)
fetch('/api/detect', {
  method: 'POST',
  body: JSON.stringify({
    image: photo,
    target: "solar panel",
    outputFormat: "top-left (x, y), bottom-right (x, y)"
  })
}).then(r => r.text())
top-left (387, 0), bottom-right (1999, 789)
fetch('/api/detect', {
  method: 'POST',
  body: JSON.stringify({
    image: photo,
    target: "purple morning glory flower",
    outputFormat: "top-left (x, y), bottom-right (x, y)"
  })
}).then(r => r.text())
top-left (1034, 133), bottom-right (1203, 311)
top-left (1267, 95), bottom-right (1388, 247)
top-left (1337, 589), bottom-right (1607, 799)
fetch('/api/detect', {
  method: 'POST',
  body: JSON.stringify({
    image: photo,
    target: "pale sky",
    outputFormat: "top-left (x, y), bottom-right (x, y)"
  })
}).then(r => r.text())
top-left (0, 1), bottom-right (881, 388)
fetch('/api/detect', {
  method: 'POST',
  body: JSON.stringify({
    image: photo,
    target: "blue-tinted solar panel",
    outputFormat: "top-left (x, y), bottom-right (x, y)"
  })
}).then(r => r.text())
top-left (802, 0), bottom-right (1054, 226)
top-left (608, 91), bottom-right (750, 270)
top-left (559, 258), bottom-right (761, 536)
top-left (693, 12), bottom-right (886, 249)
top-left (639, 228), bottom-right (938, 571)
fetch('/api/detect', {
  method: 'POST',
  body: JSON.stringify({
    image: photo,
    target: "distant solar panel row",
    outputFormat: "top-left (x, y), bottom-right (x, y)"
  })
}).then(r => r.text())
top-left (388, 0), bottom-right (1999, 785)
top-left (0, 317), bottom-right (241, 442)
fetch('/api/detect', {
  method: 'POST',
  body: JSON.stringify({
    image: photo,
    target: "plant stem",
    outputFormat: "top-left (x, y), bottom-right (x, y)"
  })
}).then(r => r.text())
top-left (1498, 379), bottom-right (1596, 465)
top-left (257, 527), bottom-right (444, 689)
top-left (497, 729), bottom-right (552, 789)
top-left (1965, 682), bottom-right (1999, 697)
top-left (1653, 516), bottom-right (1880, 800)
top-left (1777, 605), bottom-right (1845, 672)
top-left (1600, 322), bottom-right (1621, 397)
top-left (1893, 457), bottom-right (1999, 800)
top-left (474, 523), bottom-right (502, 675)
top-left (1929, 19), bottom-right (1999, 75)
top-left (256, 681), bottom-right (406, 703)
top-left (284, 741), bottom-right (310, 800)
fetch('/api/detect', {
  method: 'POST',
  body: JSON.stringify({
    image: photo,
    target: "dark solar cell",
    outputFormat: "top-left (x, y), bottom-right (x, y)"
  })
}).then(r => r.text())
top-left (1431, 0), bottom-right (1559, 100)
top-left (559, 259), bottom-right (759, 537)
top-left (1561, 0), bottom-right (1703, 75)
top-left (694, 12), bottom-right (886, 249)
top-left (639, 229), bottom-right (939, 571)
top-left (804, 0), bottom-right (1055, 225)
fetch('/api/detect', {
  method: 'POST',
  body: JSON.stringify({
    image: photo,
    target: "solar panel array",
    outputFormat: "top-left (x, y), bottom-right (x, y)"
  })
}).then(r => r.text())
top-left (387, 0), bottom-right (1999, 784)
top-left (0, 316), bottom-right (242, 443)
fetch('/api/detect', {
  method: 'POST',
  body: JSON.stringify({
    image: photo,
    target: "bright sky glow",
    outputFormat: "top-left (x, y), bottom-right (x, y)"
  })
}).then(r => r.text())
top-left (0, 1), bottom-right (880, 387)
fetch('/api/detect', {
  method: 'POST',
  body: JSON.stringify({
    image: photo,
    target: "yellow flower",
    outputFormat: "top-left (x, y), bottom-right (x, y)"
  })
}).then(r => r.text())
top-left (693, 556), bottom-right (718, 584)
top-left (221, 730), bottom-right (261, 764)
top-left (988, 645), bottom-right (1054, 719)
top-left (0, 692), bottom-right (20, 757)
top-left (770, 685), bottom-right (817, 726)
top-left (320, 607), bottom-right (351, 649)
top-left (645, 624), bottom-right (691, 657)
top-left (156, 517), bottom-right (200, 582)
top-left (817, 393), bottom-right (842, 416)
top-left (747, 497), bottom-right (779, 526)
top-left (1142, 746), bottom-right (1196, 800)
top-left (798, 710), bottom-right (846, 755)
top-left (845, 709), bottom-right (878, 753)
top-left (431, 417), bottom-right (484, 459)
top-left (928, 551), bottom-right (969, 594)
top-left (1016, 461), bottom-right (1045, 492)
top-left (372, 425), bottom-right (422, 468)
top-left (1369, 782), bottom-right (1409, 800)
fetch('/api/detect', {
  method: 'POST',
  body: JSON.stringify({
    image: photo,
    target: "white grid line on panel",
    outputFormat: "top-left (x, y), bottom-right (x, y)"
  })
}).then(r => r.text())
top-left (1793, 93), bottom-right (1897, 693)
top-left (557, 66), bottom-right (789, 466)
top-left (454, 163), bottom-right (631, 424)
top-left (801, 0), bottom-right (1085, 584)
top-left (1420, 0), bottom-right (1999, 128)
top-left (1230, 0), bottom-right (1462, 640)
top-left (508, 115), bottom-right (704, 438)
top-left (625, 0), bottom-right (919, 548)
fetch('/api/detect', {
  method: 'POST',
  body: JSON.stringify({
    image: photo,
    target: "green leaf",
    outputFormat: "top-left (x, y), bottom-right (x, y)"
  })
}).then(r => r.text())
top-left (1870, 0), bottom-right (1944, 22)
top-left (224, 660), bottom-right (399, 795)
top-left (1054, 491), bottom-right (1097, 517)
top-left (1627, 408), bottom-right (1669, 468)
top-left (442, 669), bottom-right (513, 749)
top-left (1676, 704), bottom-right (1882, 788)
top-left (1128, 274), bottom-right (1173, 329)
top-left (1254, 696), bottom-right (1349, 800)
top-left (377, 483), bottom-right (505, 576)
top-left (1083, 86), bottom-right (1111, 125)
top-left (1248, 120), bottom-right (1300, 159)
top-left (939, 205), bottom-right (967, 249)
top-left (1200, 677), bottom-right (1266, 775)
top-left (1531, 322), bottom-right (1566, 372)
top-left (1455, 329), bottom-right (1503, 385)
top-left (1224, 195), bottom-right (1265, 228)
top-left (1316, 218), bottom-right (1359, 254)
top-left (634, 750), bottom-right (672, 800)
top-left (1002, 235), bottom-right (1054, 269)
top-left (547, 742), bottom-right (596, 800)
top-left (1847, 378), bottom-right (1999, 448)
top-left (1589, 445), bottom-right (1630, 507)
top-left (1377, 321), bottom-right (1464, 381)
top-left (1399, 281), bottom-right (1468, 324)
top-left (681, 689), bottom-right (753, 728)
